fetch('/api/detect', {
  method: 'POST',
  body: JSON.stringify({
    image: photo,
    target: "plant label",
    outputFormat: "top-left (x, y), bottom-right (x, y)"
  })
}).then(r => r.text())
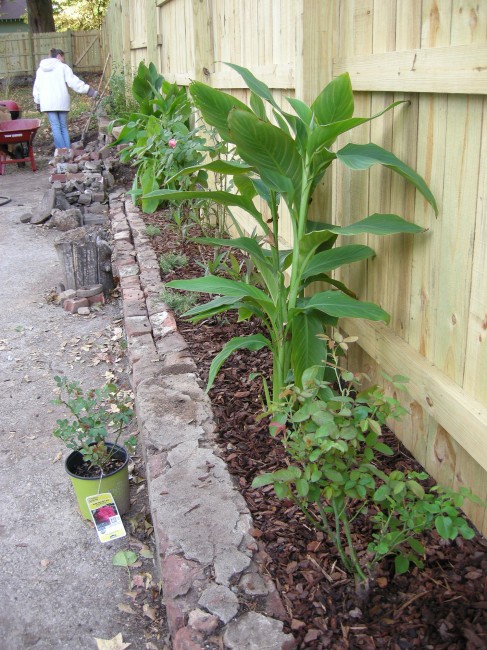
top-left (86, 493), bottom-right (126, 543)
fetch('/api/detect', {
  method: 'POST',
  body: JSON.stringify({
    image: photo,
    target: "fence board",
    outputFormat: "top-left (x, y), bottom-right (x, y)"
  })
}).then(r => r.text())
top-left (0, 30), bottom-right (103, 78)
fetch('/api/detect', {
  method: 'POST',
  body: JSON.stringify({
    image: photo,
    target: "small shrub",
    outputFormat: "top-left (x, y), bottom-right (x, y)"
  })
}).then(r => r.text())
top-left (144, 224), bottom-right (161, 238)
top-left (159, 252), bottom-right (188, 274)
top-left (159, 287), bottom-right (197, 315)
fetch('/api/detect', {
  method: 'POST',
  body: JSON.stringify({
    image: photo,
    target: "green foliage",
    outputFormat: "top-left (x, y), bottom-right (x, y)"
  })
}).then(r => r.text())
top-left (53, 0), bottom-right (109, 30)
top-left (144, 65), bottom-right (437, 406)
top-left (159, 287), bottom-right (197, 315)
top-left (110, 62), bottom-right (210, 214)
top-left (52, 376), bottom-right (135, 473)
top-left (101, 68), bottom-right (138, 120)
top-left (144, 224), bottom-right (162, 238)
top-left (251, 335), bottom-right (481, 584)
top-left (158, 252), bottom-right (188, 274)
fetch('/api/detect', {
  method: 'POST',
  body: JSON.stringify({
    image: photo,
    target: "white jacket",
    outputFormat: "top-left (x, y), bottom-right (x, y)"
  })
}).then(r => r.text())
top-left (33, 58), bottom-right (90, 112)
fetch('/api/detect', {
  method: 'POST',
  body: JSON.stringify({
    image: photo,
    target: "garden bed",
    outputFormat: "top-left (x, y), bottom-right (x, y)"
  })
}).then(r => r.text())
top-left (139, 208), bottom-right (487, 650)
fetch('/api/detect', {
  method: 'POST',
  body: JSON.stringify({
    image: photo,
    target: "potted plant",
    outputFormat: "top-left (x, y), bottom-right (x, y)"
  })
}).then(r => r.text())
top-left (52, 375), bottom-right (136, 520)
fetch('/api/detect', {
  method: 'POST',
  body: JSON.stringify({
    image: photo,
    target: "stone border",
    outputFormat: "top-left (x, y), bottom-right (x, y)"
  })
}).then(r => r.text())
top-left (109, 192), bottom-right (296, 650)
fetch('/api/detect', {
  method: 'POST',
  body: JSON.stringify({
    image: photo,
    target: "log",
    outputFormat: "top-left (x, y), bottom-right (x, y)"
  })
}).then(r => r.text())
top-left (54, 226), bottom-right (114, 295)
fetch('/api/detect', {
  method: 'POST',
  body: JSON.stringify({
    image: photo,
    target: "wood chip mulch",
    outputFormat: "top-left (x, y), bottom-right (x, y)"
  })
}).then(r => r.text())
top-left (138, 207), bottom-right (487, 650)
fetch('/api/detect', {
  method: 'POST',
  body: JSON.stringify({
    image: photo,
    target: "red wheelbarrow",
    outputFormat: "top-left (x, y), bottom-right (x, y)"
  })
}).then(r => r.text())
top-left (0, 119), bottom-right (41, 175)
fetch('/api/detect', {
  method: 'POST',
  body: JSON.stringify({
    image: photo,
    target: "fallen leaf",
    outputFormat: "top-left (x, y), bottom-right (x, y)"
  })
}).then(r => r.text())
top-left (40, 559), bottom-right (50, 568)
top-left (143, 603), bottom-right (157, 621)
top-left (139, 549), bottom-right (154, 559)
top-left (117, 603), bottom-right (136, 615)
top-left (52, 451), bottom-right (63, 463)
top-left (94, 633), bottom-right (131, 650)
top-left (113, 550), bottom-right (138, 567)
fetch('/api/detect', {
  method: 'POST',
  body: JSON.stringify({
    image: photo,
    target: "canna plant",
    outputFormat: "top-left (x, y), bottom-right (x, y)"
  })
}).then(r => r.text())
top-left (144, 64), bottom-right (438, 406)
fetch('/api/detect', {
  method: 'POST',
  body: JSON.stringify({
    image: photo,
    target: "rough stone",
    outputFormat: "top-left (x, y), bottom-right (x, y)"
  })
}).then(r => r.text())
top-left (213, 548), bottom-right (252, 587)
top-left (173, 626), bottom-right (205, 650)
top-left (30, 188), bottom-right (56, 224)
top-left (54, 192), bottom-right (71, 211)
top-left (187, 608), bottom-right (220, 634)
top-left (223, 612), bottom-right (297, 650)
top-left (238, 572), bottom-right (269, 597)
top-left (161, 555), bottom-right (205, 599)
top-left (197, 584), bottom-right (239, 624)
top-left (20, 212), bottom-right (32, 223)
top-left (48, 207), bottom-right (83, 231)
top-left (77, 306), bottom-right (91, 315)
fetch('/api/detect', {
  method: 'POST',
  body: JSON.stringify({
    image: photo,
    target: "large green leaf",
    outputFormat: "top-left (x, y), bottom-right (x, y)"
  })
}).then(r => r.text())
top-left (337, 143), bottom-right (438, 215)
top-left (228, 109), bottom-right (302, 201)
top-left (181, 295), bottom-right (242, 322)
top-left (167, 275), bottom-right (274, 308)
top-left (302, 245), bottom-right (375, 279)
top-left (311, 73), bottom-right (354, 125)
top-left (307, 100), bottom-right (407, 155)
top-left (190, 81), bottom-right (251, 142)
top-left (194, 236), bottom-right (279, 301)
top-left (224, 62), bottom-right (280, 110)
top-left (299, 291), bottom-right (389, 322)
top-left (140, 164), bottom-right (160, 214)
top-left (207, 334), bottom-right (271, 391)
top-left (323, 213), bottom-right (426, 236)
top-left (287, 97), bottom-right (313, 125)
top-left (142, 189), bottom-right (262, 222)
top-left (290, 313), bottom-right (327, 387)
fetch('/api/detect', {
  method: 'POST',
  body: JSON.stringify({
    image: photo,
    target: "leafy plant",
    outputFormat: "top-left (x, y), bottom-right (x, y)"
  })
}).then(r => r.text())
top-left (159, 287), bottom-right (197, 315)
top-left (110, 62), bottom-right (209, 213)
top-left (252, 334), bottom-right (481, 587)
top-left (144, 224), bottom-right (161, 238)
top-left (100, 67), bottom-right (138, 120)
top-left (53, 376), bottom-right (135, 474)
top-left (158, 252), bottom-right (188, 274)
top-left (145, 64), bottom-right (438, 406)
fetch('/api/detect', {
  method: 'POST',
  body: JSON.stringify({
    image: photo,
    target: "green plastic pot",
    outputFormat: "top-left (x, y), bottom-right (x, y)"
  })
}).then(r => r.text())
top-left (65, 443), bottom-right (130, 520)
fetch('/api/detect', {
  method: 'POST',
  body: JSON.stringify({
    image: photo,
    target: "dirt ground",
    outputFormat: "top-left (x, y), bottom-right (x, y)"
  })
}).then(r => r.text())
top-left (0, 163), bottom-right (167, 649)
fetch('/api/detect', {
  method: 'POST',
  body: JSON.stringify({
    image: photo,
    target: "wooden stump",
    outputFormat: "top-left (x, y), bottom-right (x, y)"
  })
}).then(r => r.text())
top-left (54, 226), bottom-right (114, 295)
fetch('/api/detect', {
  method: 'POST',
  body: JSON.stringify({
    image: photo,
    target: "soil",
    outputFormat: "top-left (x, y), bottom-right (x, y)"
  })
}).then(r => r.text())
top-left (139, 207), bottom-right (487, 650)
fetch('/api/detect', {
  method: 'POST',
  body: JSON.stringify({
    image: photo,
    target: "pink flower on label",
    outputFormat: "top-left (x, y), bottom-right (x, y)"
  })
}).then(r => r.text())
top-left (168, 139), bottom-right (177, 148)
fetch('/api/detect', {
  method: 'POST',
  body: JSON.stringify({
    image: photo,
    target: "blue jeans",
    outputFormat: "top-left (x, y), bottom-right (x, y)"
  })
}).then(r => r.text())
top-left (46, 111), bottom-right (70, 149)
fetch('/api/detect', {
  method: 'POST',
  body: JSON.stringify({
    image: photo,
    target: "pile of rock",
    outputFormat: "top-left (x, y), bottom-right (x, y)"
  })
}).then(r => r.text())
top-left (22, 139), bottom-right (120, 230)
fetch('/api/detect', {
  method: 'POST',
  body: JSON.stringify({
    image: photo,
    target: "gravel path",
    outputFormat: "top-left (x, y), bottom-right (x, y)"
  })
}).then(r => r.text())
top-left (0, 165), bottom-right (164, 650)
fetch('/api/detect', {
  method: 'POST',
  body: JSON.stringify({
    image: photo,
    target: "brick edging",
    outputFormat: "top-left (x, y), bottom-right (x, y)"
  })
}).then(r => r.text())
top-left (109, 192), bottom-right (296, 650)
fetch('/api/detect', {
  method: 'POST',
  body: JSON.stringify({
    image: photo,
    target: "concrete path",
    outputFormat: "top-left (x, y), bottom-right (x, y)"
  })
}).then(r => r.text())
top-left (0, 165), bottom-right (164, 650)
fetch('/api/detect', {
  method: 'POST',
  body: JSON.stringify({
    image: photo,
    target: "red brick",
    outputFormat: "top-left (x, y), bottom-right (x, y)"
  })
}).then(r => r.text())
top-left (87, 293), bottom-right (105, 306)
top-left (63, 297), bottom-right (89, 314)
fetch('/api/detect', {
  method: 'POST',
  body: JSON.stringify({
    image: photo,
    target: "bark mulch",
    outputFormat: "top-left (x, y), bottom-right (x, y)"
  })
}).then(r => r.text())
top-left (137, 208), bottom-right (487, 650)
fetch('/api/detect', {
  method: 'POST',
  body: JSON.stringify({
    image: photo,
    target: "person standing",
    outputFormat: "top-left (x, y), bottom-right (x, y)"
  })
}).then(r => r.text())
top-left (32, 48), bottom-right (98, 151)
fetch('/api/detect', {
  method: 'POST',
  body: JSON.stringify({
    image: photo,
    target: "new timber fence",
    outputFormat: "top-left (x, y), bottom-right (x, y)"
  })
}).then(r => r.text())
top-left (101, 0), bottom-right (487, 535)
top-left (0, 30), bottom-right (102, 80)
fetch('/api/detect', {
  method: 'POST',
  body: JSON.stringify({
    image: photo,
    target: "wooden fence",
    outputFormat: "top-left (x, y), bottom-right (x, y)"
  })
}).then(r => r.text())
top-left (0, 30), bottom-right (102, 79)
top-left (101, 0), bottom-right (487, 535)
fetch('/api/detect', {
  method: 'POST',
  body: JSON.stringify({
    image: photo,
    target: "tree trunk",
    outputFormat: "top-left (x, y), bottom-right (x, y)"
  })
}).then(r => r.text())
top-left (54, 227), bottom-right (114, 296)
top-left (27, 0), bottom-right (56, 33)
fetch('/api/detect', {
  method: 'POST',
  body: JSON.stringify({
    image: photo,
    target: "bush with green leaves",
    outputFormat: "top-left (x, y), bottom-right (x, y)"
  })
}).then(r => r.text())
top-left (158, 252), bottom-right (188, 274)
top-left (144, 224), bottom-right (161, 238)
top-left (159, 287), bottom-right (197, 315)
top-left (110, 61), bottom-right (209, 213)
top-left (144, 64), bottom-right (438, 407)
top-left (251, 334), bottom-right (482, 587)
top-left (52, 376), bottom-right (136, 474)
top-left (101, 67), bottom-right (138, 120)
